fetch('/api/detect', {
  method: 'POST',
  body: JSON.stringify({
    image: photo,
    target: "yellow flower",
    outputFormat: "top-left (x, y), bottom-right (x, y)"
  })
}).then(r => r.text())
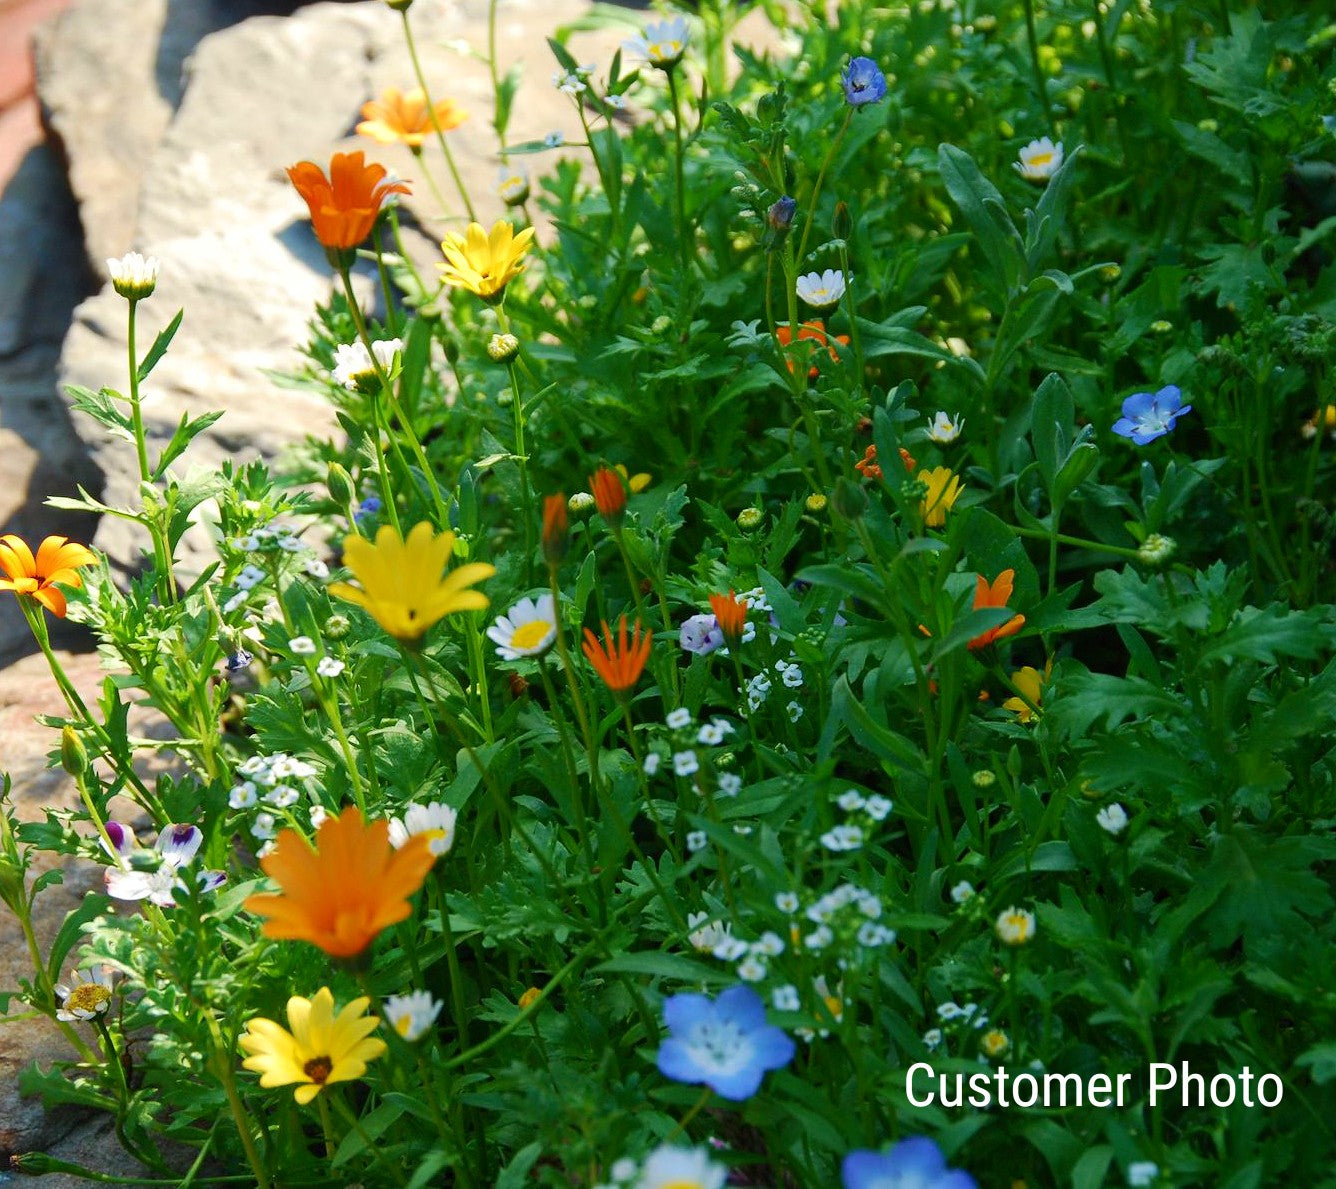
top-left (239, 987), bottom-right (386, 1105)
top-left (1002, 662), bottom-right (1050, 722)
top-left (329, 522), bottom-right (494, 642)
top-left (438, 220), bottom-right (536, 302)
top-left (243, 806), bottom-right (437, 957)
top-left (980, 1028), bottom-right (1010, 1058)
top-left (919, 466), bottom-right (962, 528)
top-left (356, 86), bottom-right (467, 148)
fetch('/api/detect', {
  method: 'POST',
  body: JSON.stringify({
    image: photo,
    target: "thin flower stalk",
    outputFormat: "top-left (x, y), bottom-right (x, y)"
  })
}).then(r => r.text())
top-left (666, 69), bottom-right (691, 275)
top-left (397, 7), bottom-right (477, 220)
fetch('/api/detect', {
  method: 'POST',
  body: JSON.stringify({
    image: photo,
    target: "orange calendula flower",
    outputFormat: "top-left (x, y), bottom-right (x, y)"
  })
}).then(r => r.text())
top-left (776, 320), bottom-right (849, 378)
top-left (968, 570), bottom-right (1026, 651)
top-left (438, 220), bottom-right (535, 303)
top-left (582, 616), bottom-right (652, 694)
top-left (287, 151), bottom-right (410, 251)
top-left (243, 806), bottom-right (436, 958)
top-left (0, 534), bottom-right (97, 618)
top-left (329, 522), bottom-right (494, 643)
top-left (356, 86), bottom-right (467, 148)
top-left (589, 466), bottom-right (628, 526)
top-left (919, 466), bottom-right (963, 528)
top-left (708, 590), bottom-right (749, 648)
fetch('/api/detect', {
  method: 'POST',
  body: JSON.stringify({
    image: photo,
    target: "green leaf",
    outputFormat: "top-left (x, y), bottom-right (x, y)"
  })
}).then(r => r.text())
top-left (594, 951), bottom-right (725, 983)
top-left (937, 143), bottom-right (1023, 296)
top-left (152, 410), bottom-right (224, 481)
top-left (137, 308), bottom-right (184, 382)
top-left (46, 896), bottom-right (112, 987)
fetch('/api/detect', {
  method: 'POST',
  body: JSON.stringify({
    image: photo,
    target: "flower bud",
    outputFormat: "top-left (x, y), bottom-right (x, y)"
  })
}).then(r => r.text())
top-left (107, 252), bottom-right (160, 301)
top-left (327, 463), bottom-right (356, 508)
top-left (487, 333), bottom-right (520, 363)
top-left (736, 507), bottom-right (764, 532)
top-left (60, 725), bottom-right (88, 777)
top-left (767, 196), bottom-right (797, 231)
top-left (325, 614), bottom-right (352, 640)
top-left (831, 476), bottom-right (867, 520)
top-left (568, 491), bottom-right (596, 520)
top-left (542, 493), bottom-right (569, 567)
top-left (1136, 533), bottom-right (1176, 566)
top-left (832, 201), bottom-right (852, 241)
top-left (805, 493), bottom-right (827, 515)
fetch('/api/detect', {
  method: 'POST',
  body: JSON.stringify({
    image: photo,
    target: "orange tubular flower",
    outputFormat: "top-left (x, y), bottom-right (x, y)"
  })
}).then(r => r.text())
top-left (356, 86), bottom-right (467, 148)
top-left (243, 806), bottom-right (435, 958)
top-left (589, 467), bottom-right (627, 526)
top-left (708, 590), bottom-right (748, 648)
top-left (286, 151), bottom-right (410, 252)
top-left (542, 492), bottom-right (569, 567)
top-left (0, 534), bottom-right (97, 618)
top-left (776, 320), bottom-right (850, 378)
top-left (582, 616), bottom-right (652, 694)
top-left (967, 570), bottom-right (1026, 651)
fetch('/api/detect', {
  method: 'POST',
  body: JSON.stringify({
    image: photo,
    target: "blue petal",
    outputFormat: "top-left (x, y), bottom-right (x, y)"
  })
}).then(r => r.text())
top-left (714, 984), bottom-right (767, 1031)
top-left (1155, 384), bottom-right (1182, 412)
top-left (663, 993), bottom-right (713, 1035)
top-left (1120, 390), bottom-right (1156, 418)
top-left (1111, 417), bottom-right (1138, 439)
top-left (703, 1064), bottom-right (764, 1101)
top-left (885, 1137), bottom-right (949, 1176)
top-left (746, 1025), bottom-right (796, 1072)
top-left (1131, 426), bottom-right (1166, 445)
top-left (841, 1151), bottom-right (890, 1189)
top-left (656, 1037), bottom-right (707, 1086)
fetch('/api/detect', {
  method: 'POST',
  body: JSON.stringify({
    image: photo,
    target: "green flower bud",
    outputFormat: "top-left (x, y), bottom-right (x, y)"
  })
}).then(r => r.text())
top-left (736, 507), bottom-right (764, 532)
top-left (831, 476), bottom-right (867, 520)
top-left (487, 333), bottom-right (520, 363)
top-left (60, 726), bottom-right (89, 777)
top-left (327, 463), bottom-right (356, 509)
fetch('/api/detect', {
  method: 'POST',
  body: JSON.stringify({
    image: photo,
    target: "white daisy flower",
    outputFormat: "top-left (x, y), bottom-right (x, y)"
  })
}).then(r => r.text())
top-left (1014, 136), bottom-right (1064, 182)
top-left (736, 955), bottom-right (767, 982)
top-left (795, 268), bottom-right (847, 310)
top-left (635, 1145), bottom-right (726, 1189)
top-left (623, 16), bottom-right (690, 69)
top-left (107, 251), bottom-right (159, 300)
top-left (383, 989), bottom-right (443, 1042)
top-left (927, 410), bottom-right (964, 443)
top-left (486, 594), bottom-right (558, 660)
top-left (55, 965), bottom-right (117, 1022)
top-left (772, 984), bottom-right (801, 1012)
top-left (388, 801), bottom-right (458, 858)
top-left (950, 880), bottom-right (976, 903)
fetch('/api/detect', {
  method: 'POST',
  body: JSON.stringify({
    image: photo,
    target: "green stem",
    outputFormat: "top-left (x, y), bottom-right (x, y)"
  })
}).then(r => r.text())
top-left (506, 355), bottom-right (536, 586)
top-left (401, 10), bottom-right (476, 221)
top-left (1022, 0), bottom-right (1053, 134)
top-left (795, 107), bottom-right (852, 267)
top-left (666, 68), bottom-right (691, 275)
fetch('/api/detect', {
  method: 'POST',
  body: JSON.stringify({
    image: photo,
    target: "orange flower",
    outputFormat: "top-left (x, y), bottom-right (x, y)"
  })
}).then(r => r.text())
top-left (589, 466), bottom-right (627, 526)
top-left (708, 590), bottom-right (748, 648)
top-left (582, 616), bottom-right (652, 694)
top-left (968, 570), bottom-right (1026, 650)
top-left (854, 444), bottom-right (915, 482)
top-left (776, 320), bottom-right (849, 378)
top-left (542, 492), bottom-right (568, 567)
top-left (0, 534), bottom-right (97, 618)
top-left (286, 151), bottom-right (410, 251)
top-left (356, 86), bottom-right (467, 148)
top-left (243, 806), bottom-right (435, 958)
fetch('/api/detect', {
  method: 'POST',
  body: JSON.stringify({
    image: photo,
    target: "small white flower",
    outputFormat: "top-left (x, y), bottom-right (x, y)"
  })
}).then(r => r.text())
top-left (388, 801), bottom-right (458, 858)
top-left (636, 1145), bottom-right (727, 1189)
top-left (820, 824), bottom-right (865, 852)
top-left (772, 984), bottom-right (800, 1012)
top-left (543, 131), bottom-right (565, 148)
top-left (686, 830), bottom-right (708, 853)
top-left (305, 558), bottom-right (330, 580)
top-left (736, 954), bottom-right (767, 982)
top-left (1127, 1162), bottom-right (1159, 1187)
top-left (609, 1157), bottom-right (639, 1184)
top-left (222, 592), bottom-right (247, 614)
top-left (923, 1027), bottom-right (944, 1050)
top-left (938, 1001), bottom-right (965, 1020)
top-left (795, 269), bottom-right (847, 310)
top-left (837, 789), bottom-right (866, 812)
top-left (309, 804), bottom-right (328, 830)
top-left (232, 534), bottom-right (261, 552)
top-left (624, 16), bottom-right (690, 69)
top-left (950, 879), bottom-right (976, 904)
top-left (277, 535), bottom-right (304, 553)
top-left (864, 794), bottom-right (893, 820)
top-left (486, 594), bottom-right (558, 660)
top-left (666, 707), bottom-right (692, 730)
top-left (687, 914), bottom-right (730, 953)
top-left (264, 784), bottom-right (300, 809)
top-left (696, 722), bottom-right (724, 745)
top-left (781, 665), bottom-right (804, 689)
top-left (996, 906), bottom-right (1037, 946)
top-left (107, 251), bottom-right (160, 300)
top-left (1014, 136), bottom-right (1064, 182)
top-left (606, 93), bottom-right (627, 109)
top-left (288, 636), bottom-right (317, 655)
top-left (228, 781), bottom-right (258, 810)
top-left (331, 338), bottom-right (402, 389)
top-left (316, 656), bottom-right (345, 678)
top-left (643, 752), bottom-right (661, 776)
top-left (804, 924), bottom-right (834, 950)
top-left (236, 564), bottom-right (267, 591)
top-left (857, 922), bottom-right (895, 947)
top-left (717, 772), bottom-right (742, 797)
top-left (775, 891), bottom-right (799, 913)
top-left (1096, 802), bottom-right (1129, 835)
top-left (672, 750), bottom-right (699, 777)
top-left (786, 701), bottom-right (804, 722)
top-left (927, 410), bottom-right (964, 443)
top-left (711, 934), bottom-right (749, 961)
top-left (251, 812), bottom-right (277, 840)
top-left (753, 931), bottom-right (785, 956)
top-left (383, 989), bottom-right (443, 1042)
top-left (554, 69), bottom-right (587, 95)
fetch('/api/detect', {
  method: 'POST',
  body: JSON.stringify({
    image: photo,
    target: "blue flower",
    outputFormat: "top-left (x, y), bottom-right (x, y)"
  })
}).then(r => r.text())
top-left (841, 57), bottom-right (887, 107)
top-left (656, 984), bottom-right (795, 1100)
top-left (1111, 385), bottom-right (1192, 445)
top-left (843, 1138), bottom-right (977, 1189)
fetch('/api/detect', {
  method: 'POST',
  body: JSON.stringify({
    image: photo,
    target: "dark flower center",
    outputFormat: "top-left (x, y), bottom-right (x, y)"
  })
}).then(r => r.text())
top-left (303, 1056), bottom-right (333, 1084)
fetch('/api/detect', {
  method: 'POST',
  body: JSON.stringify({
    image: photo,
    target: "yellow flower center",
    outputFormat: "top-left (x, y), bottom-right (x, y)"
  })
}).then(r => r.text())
top-left (823, 994), bottom-right (844, 1020)
top-left (395, 1015), bottom-right (415, 1037)
top-left (650, 38), bottom-right (683, 59)
top-left (510, 619), bottom-right (553, 651)
top-left (64, 984), bottom-right (111, 1015)
top-left (660, 1181), bottom-right (704, 1189)
top-left (1030, 151), bottom-right (1053, 167)
top-left (303, 1056), bottom-right (333, 1083)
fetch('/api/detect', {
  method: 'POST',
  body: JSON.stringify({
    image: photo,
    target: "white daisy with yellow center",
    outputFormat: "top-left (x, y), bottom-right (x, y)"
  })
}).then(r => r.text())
top-left (795, 269), bottom-right (847, 311)
top-left (995, 905), bottom-right (1036, 946)
top-left (388, 801), bottom-right (458, 858)
top-left (55, 965), bottom-right (117, 1022)
top-left (382, 989), bottom-right (442, 1042)
top-left (486, 593), bottom-right (557, 660)
top-left (1014, 136), bottom-right (1064, 182)
top-left (634, 1144), bottom-right (727, 1189)
top-left (625, 16), bottom-right (689, 70)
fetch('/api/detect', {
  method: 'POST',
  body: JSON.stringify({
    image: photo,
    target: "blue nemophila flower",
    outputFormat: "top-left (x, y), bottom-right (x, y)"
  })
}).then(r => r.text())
top-left (843, 1138), bottom-right (977, 1189)
top-left (656, 984), bottom-right (795, 1100)
top-left (1111, 385), bottom-right (1192, 444)
top-left (841, 57), bottom-right (887, 107)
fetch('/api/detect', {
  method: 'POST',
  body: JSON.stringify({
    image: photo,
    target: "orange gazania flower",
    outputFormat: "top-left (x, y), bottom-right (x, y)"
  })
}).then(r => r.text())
top-left (582, 616), bottom-right (652, 694)
top-left (356, 86), bottom-right (467, 148)
top-left (286, 151), bottom-right (410, 251)
top-left (0, 534), bottom-right (97, 618)
top-left (968, 570), bottom-right (1026, 651)
top-left (708, 590), bottom-right (748, 648)
top-left (776, 320), bottom-right (849, 378)
top-left (589, 466), bottom-right (628, 526)
top-left (243, 806), bottom-right (435, 958)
